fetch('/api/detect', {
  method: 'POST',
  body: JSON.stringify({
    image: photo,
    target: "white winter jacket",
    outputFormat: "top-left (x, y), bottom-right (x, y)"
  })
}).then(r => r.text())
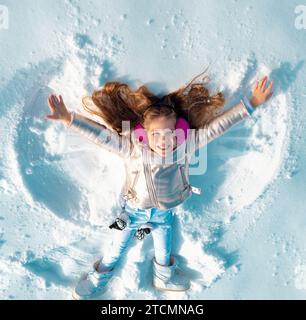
top-left (67, 98), bottom-right (254, 210)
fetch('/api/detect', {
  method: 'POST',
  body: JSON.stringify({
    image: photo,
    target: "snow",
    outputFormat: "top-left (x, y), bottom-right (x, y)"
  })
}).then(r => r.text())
top-left (0, 0), bottom-right (306, 299)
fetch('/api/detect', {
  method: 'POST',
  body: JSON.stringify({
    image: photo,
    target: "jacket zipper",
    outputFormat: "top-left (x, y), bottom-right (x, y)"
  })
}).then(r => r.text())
top-left (179, 165), bottom-right (189, 188)
top-left (179, 163), bottom-right (202, 195)
top-left (143, 150), bottom-right (159, 207)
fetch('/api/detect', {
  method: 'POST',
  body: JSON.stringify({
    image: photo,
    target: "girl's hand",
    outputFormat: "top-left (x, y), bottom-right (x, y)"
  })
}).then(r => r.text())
top-left (46, 94), bottom-right (72, 125)
top-left (250, 76), bottom-right (273, 108)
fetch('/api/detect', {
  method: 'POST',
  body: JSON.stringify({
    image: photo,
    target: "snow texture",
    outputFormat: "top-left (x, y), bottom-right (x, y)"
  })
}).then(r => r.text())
top-left (0, 0), bottom-right (305, 299)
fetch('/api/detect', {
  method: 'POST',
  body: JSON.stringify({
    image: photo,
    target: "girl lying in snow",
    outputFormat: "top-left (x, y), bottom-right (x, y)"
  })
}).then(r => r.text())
top-left (46, 72), bottom-right (273, 299)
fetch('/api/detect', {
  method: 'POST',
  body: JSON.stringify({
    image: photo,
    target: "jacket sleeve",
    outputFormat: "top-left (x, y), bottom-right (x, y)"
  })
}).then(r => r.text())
top-left (66, 111), bottom-right (134, 158)
top-left (188, 98), bottom-right (255, 153)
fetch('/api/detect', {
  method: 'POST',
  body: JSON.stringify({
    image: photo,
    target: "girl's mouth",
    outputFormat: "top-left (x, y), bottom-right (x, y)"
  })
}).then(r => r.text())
top-left (157, 146), bottom-right (168, 151)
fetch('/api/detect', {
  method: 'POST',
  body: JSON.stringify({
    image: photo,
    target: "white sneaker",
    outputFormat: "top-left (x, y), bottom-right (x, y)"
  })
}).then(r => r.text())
top-left (152, 255), bottom-right (190, 292)
top-left (72, 260), bottom-right (114, 300)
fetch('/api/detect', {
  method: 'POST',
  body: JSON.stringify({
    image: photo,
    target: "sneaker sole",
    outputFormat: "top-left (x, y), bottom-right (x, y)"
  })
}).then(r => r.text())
top-left (72, 286), bottom-right (107, 300)
top-left (152, 281), bottom-right (190, 292)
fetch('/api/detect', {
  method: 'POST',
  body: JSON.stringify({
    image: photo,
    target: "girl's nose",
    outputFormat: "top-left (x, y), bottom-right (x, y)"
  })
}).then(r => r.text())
top-left (161, 136), bottom-right (168, 146)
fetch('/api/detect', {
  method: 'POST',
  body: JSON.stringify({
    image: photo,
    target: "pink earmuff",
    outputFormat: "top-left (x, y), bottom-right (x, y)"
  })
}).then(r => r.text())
top-left (134, 117), bottom-right (190, 145)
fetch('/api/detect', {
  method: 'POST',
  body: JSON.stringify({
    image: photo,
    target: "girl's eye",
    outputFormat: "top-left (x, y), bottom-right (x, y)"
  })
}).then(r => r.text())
top-left (151, 130), bottom-right (175, 138)
top-left (166, 131), bottom-right (174, 137)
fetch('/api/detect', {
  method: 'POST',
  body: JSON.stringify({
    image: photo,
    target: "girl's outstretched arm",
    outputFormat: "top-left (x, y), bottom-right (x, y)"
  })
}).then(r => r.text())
top-left (189, 76), bottom-right (273, 152)
top-left (46, 94), bottom-right (134, 158)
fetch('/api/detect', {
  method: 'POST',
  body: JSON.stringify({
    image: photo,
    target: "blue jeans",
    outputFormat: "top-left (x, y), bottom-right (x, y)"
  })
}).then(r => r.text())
top-left (100, 203), bottom-right (174, 268)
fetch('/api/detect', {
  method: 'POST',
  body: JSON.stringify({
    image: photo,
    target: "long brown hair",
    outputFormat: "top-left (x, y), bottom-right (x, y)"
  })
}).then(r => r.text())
top-left (82, 68), bottom-right (225, 134)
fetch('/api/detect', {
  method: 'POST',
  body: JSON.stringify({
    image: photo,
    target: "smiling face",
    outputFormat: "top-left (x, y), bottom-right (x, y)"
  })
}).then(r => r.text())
top-left (145, 116), bottom-right (177, 157)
